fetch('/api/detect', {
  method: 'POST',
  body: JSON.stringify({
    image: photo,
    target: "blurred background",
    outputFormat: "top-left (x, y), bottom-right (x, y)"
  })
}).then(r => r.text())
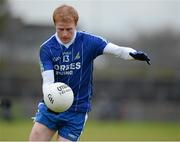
top-left (0, 0), bottom-right (180, 140)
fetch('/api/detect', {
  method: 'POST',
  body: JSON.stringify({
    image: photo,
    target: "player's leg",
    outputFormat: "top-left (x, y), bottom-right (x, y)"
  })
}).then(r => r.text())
top-left (29, 122), bottom-right (56, 141)
top-left (57, 135), bottom-right (71, 141)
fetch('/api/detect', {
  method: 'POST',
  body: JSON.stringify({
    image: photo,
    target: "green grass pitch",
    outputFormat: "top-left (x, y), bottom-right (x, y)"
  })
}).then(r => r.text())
top-left (0, 119), bottom-right (180, 141)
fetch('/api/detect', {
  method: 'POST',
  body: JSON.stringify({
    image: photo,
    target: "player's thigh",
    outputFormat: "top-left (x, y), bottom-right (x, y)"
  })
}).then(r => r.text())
top-left (57, 135), bottom-right (71, 142)
top-left (29, 122), bottom-right (56, 141)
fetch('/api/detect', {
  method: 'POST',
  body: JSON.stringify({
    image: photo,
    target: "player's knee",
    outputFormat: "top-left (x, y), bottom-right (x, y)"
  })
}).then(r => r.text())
top-left (29, 129), bottom-right (41, 141)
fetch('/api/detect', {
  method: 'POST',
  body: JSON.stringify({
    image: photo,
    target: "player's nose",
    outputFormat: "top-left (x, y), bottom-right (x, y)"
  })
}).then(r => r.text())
top-left (62, 31), bottom-right (68, 37)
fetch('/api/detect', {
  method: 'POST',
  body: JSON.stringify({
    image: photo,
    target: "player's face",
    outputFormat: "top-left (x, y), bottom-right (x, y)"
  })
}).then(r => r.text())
top-left (55, 19), bottom-right (76, 44)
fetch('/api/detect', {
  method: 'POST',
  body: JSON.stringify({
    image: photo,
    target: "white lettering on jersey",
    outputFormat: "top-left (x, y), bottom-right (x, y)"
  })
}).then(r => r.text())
top-left (53, 51), bottom-right (81, 75)
top-left (54, 62), bottom-right (81, 75)
top-left (63, 55), bottom-right (70, 62)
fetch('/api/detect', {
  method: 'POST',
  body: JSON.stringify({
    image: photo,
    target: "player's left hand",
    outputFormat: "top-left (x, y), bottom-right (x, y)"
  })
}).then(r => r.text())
top-left (129, 51), bottom-right (151, 65)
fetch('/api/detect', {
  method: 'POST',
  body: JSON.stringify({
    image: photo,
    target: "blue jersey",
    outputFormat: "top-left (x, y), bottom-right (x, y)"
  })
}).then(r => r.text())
top-left (39, 31), bottom-right (108, 112)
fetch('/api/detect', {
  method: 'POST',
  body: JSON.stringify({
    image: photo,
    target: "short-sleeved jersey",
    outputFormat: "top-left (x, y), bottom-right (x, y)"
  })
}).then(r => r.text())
top-left (39, 31), bottom-right (108, 112)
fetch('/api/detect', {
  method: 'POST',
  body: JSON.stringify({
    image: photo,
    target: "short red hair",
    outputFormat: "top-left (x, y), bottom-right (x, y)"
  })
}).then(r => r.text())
top-left (53, 4), bottom-right (79, 25)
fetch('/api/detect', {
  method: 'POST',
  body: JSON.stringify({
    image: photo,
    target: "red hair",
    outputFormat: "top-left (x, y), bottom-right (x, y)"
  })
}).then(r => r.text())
top-left (53, 5), bottom-right (79, 25)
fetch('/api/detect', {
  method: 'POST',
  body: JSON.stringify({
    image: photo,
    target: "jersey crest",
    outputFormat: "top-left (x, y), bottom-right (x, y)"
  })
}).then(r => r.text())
top-left (74, 52), bottom-right (80, 60)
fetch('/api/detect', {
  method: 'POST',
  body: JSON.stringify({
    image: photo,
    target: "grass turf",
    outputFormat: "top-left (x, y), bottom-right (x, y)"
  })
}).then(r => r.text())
top-left (0, 119), bottom-right (180, 141)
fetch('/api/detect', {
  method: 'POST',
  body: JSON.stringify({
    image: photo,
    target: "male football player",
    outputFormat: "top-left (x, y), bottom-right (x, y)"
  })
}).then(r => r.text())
top-left (29, 4), bottom-right (150, 142)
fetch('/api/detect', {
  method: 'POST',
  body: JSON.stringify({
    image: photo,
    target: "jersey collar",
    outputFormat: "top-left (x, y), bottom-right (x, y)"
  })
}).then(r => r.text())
top-left (55, 30), bottom-right (77, 48)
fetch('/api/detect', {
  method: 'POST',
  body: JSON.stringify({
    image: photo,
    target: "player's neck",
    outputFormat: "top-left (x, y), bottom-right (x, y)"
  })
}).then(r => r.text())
top-left (55, 30), bottom-right (77, 48)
